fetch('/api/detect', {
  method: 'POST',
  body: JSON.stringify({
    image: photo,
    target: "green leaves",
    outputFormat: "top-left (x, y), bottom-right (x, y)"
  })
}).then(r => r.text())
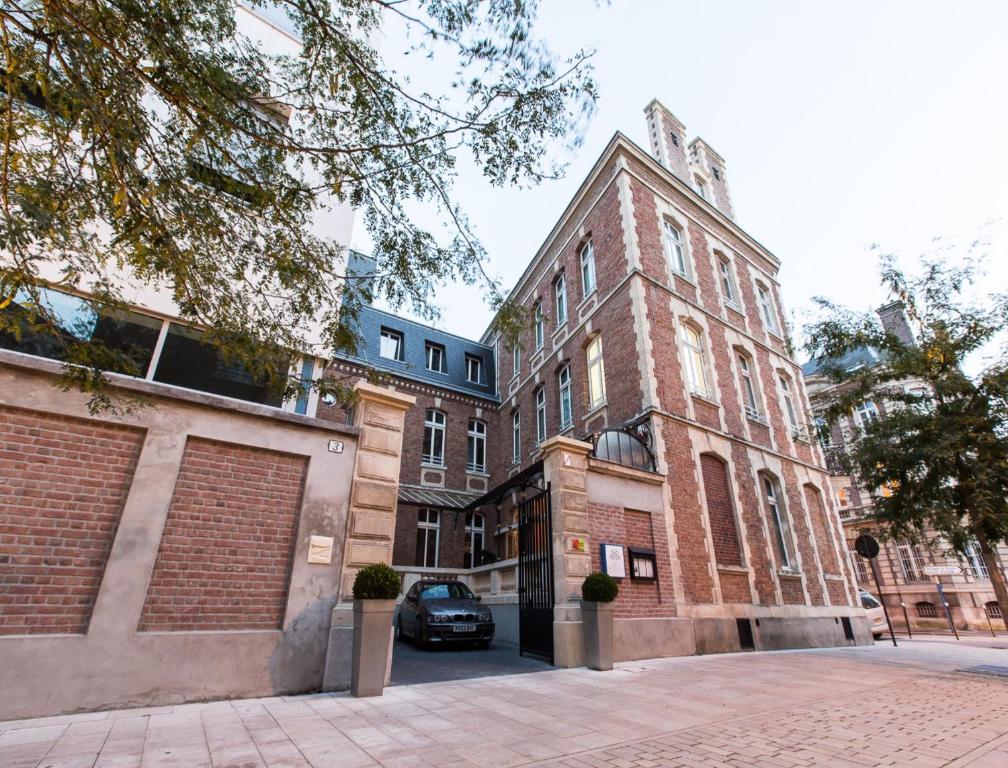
top-left (0, 0), bottom-right (596, 408)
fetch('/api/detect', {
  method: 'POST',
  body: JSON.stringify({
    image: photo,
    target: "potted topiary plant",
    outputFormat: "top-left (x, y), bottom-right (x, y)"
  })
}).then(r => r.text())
top-left (581, 571), bottom-right (619, 671)
top-left (350, 563), bottom-right (400, 697)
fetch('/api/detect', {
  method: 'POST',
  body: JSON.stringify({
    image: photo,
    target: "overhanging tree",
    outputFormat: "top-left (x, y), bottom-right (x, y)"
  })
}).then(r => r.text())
top-left (0, 0), bottom-right (596, 409)
top-left (805, 254), bottom-right (1008, 623)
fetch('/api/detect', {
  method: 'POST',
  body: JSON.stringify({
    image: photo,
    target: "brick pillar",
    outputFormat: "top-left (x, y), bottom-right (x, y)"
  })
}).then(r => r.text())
top-left (540, 435), bottom-right (593, 668)
top-left (324, 382), bottom-right (414, 691)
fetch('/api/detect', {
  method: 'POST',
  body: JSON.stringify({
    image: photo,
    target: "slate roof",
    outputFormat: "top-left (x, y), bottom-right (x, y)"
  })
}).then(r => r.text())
top-left (336, 251), bottom-right (498, 401)
top-left (802, 346), bottom-right (883, 377)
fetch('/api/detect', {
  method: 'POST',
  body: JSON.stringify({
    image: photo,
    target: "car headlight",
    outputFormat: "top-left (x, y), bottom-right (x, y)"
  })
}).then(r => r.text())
top-left (479, 612), bottom-right (492, 621)
top-left (428, 614), bottom-right (449, 623)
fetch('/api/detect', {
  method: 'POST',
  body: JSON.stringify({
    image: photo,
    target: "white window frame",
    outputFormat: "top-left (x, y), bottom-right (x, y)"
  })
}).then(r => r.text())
top-left (763, 476), bottom-right (796, 571)
top-left (718, 256), bottom-right (738, 306)
top-left (512, 410), bottom-right (521, 464)
top-left (512, 345), bottom-right (520, 378)
top-left (558, 365), bottom-right (573, 430)
top-left (580, 239), bottom-right (596, 297)
top-left (695, 176), bottom-right (709, 200)
top-left (737, 351), bottom-right (759, 417)
top-left (586, 336), bottom-right (606, 410)
top-left (964, 540), bottom-right (990, 579)
top-left (896, 542), bottom-right (924, 583)
top-left (680, 323), bottom-right (710, 398)
top-left (534, 301), bottom-right (545, 350)
top-left (756, 282), bottom-right (779, 334)
top-left (778, 374), bottom-right (800, 431)
top-left (853, 400), bottom-right (880, 427)
top-left (554, 275), bottom-right (567, 326)
top-left (662, 219), bottom-right (688, 277)
top-left (425, 341), bottom-right (446, 373)
top-left (422, 408), bottom-right (446, 466)
top-left (467, 419), bottom-right (486, 473)
top-left (416, 508), bottom-right (440, 568)
top-left (379, 328), bottom-right (403, 360)
top-left (465, 354), bottom-right (482, 384)
top-left (464, 512), bottom-right (485, 569)
top-left (535, 387), bottom-right (547, 445)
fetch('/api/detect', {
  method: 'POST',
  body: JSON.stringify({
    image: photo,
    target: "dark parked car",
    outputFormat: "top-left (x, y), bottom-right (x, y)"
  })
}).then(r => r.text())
top-left (396, 579), bottom-right (494, 649)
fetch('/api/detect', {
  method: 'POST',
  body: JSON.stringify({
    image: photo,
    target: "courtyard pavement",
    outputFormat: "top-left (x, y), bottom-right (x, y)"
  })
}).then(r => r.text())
top-left (3, 639), bottom-right (1008, 768)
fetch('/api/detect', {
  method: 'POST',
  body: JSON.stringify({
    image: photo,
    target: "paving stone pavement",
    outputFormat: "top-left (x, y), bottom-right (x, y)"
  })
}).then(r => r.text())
top-left (3, 639), bottom-right (1008, 768)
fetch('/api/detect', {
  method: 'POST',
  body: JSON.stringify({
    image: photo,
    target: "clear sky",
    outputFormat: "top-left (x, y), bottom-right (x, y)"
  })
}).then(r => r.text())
top-left (356, 1), bottom-right (1008, 371)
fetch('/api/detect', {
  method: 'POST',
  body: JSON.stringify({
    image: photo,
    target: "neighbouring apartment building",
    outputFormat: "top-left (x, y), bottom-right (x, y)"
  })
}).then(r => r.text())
top-left (325, 99), bottom-right (867, 656)
top-left (803, 303), bottom-right (1008, 633)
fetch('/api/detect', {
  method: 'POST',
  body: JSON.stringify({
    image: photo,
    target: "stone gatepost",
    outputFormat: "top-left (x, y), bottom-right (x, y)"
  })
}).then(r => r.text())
top-left (539, 435), bottom-right (593, 668)
top-left (323, 381), bottom-right (414, 691)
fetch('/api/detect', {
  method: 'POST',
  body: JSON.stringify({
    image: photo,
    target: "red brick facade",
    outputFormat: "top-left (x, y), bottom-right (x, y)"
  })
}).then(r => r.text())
top-left (0, 406), bottom-right (144, 635)
top-left (138, 438), bottom-right (307, 632)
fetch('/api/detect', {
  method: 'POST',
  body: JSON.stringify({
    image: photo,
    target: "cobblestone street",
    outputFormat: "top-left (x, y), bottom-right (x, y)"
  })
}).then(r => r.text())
top-left (4, 639), bottom-right (1008, 768)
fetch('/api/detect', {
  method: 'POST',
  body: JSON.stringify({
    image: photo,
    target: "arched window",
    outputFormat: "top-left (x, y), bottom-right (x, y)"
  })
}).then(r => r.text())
top-left (736, 349), bottom-right (760, 418)
top-left (916, 601), bottom-right (938, 619)
top-left (680, 323), bottom-right (710, 397)
top-left (803, 484), bottom-right (838, 573)
top-left (586, 336), bottom-right (606, 409)
top-left (700, 454), bottom-right (742, 567)
top-left (580, 239), bottom-right (596, 296)
top-left (422, 409), bottom-right (446, 465)
top-left (535, 387), bottom-right (547, 445)
top-left (533, 301), bottom-right (545, 350)
top-left (558, 365), bottom-right (573, 430)
top-left (761, 473), bottom-right (796, 570)
top-left (755, 281), bottom-right (779, 333)
top-left (662, 219), bottom-right (688, 276)
top-left (467, 419), bottom-right (486, 473)
top-left (716, 254), bottom-right (738, 306)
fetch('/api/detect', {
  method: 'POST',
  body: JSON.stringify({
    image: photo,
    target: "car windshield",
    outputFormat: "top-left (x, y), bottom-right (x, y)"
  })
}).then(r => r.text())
top-left (860, 591), bottom-right (882, 609)
top-left (418, 582), bottom-right (475, 601)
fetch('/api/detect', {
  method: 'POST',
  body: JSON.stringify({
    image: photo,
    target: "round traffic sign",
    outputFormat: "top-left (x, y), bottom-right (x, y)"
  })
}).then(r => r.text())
top-left (854, 533), bottom-right (880, 560)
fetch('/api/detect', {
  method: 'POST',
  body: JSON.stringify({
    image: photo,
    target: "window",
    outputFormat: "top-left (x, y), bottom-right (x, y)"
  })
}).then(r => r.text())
top-left (815, 416), bottom-right (832, 449)
top-left (533, 301), bottom-right (545, 350)
top-left (467, 419), bottom-right (486, 473)
top-left (464, 513), bottom-right (485, 569)
top-left (700, 454), bottom-right (743, 566)
top-left (778, 374), bottom-right (800, 431)
top-left (850, 548), bottom-right (868, 584)
top-left (415, 509), bottom-right (440, 567)
top-left (535, 387), bottom-right (547, 445)
top-left (712, 166), bottom-right (721, 181)
top-left (465, 354), bottom-right (483, 383)
top-left (695, 177), bottom-right (708, 200)
top-left (586, 336), bottom-right (607, 410)
top-left (916, 601), bottom-right (938, 619)
top-left (422, 409), bottom-right (446, 465)
top-left (512, 410), bottom-right (521, 464)
top-left (1, 286), bottom-right (162, 378)
top-left (837, 487), bottom-right (849, 507)
top-left (680, 324), bottom-right (710, 397)
top-left (755, 283), bottom-right (779, 334)
top-left (512, 345), bottom-right (520, 377)
top-left (580, 239), bottom-right (596, 296)
top-left (154, 323), bottom-right (288, 407)
top-left (425, 342), bottom-right (446, 373)
top-left (987, 601), bottom-right (1003, 619)
top-left (379, 328), bottom-right (403, 360)
top-left (718, 256), bottom-right (738, 305)
top-left (558, 365), bottom-right (573, 430)
top-left (662, 220), bottom-right (688, 276)
top-left (737, 352), bottom-right (759, 417)
top-left (964, 540), bottom-right (989, 579)
top-left (763, 476), bottom-right (796, 570)
top-left (554, 275), bottom-right (567, 326)
top-left (854, 400), bottom-right (880, 427)
top-left (896, 542), bottom-right (925, 583)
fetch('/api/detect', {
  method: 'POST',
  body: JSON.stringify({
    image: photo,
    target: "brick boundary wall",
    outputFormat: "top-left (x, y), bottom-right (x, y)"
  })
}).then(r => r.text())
top-left (138, 437), bottom-right (308, 632)
top-left (0, 405), bottom-right (145, 635)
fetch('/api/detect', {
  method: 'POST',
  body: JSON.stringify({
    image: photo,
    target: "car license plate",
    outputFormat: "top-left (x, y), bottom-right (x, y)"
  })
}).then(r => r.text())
top-left (454, 623), bottom-right (476, 633)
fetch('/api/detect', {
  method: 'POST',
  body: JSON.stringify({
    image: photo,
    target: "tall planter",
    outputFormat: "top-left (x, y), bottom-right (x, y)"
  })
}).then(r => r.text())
top-left (350, 599), bottom-right (396, 697)
top-left (582, 601), bottom-right (615, 671)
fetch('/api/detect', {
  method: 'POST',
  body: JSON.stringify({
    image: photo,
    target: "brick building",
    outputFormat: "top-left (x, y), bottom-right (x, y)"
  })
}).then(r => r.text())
top-left (803, 303), bottom-right (1008, 633)
top-left (327, 99), bottom-right (864, 654)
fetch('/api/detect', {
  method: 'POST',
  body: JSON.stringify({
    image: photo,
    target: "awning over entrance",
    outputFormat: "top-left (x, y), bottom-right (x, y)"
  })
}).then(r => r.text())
top-left (463, 461), bottom-right (544, 511)
top-left (397, 484), bottom-right (479, 510)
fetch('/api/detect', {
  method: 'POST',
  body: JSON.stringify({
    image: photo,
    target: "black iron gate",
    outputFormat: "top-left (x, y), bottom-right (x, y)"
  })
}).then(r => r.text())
top-left (518, 485), bottom-right (554, 662)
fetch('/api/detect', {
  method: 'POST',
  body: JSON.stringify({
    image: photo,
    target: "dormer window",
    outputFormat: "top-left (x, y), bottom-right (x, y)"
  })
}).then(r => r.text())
top-left (465, 354), bottom-right (483, 383)
top-left (379, 328), bottom-right (403, 361)
top-left (712, 167), bottom-right (721, 181)
top-left (425, 341), bottom-right (446, 373)
top-left (695, 177), bottom-right (708, 200)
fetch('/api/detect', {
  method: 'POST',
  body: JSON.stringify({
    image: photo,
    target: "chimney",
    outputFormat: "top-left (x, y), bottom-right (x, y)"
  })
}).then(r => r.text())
top-left (877, 301), bottom-right (915, 347)
top-left (689, 138), bottom-right (735, 220)
top-left (644, 100), bottom-right (692, 184)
